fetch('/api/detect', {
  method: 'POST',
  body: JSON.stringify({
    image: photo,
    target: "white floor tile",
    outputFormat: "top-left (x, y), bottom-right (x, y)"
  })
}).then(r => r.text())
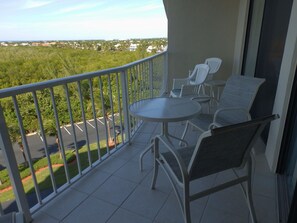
top-left (155, 192), bottom-right (207, 223)
top-left (122, 185), bottom-right (168, 220)
top-left (201, 205), bottom-right (249, 223)
top-left (92, 175), bottom-right (137, 206)
top-left (71, 169), bottom-right (111, 194)
top-left (250, 194), bottom-right (278, 223)
top-left (97, 156), bottom-right (128, 174)
top-left (113, 160), bottom-right (151, 183)
top-left (42, 188), bottom-right (88, 220)
top-left (253, 173), bottom-right (277, 199)
top-left (140, 168), bottom-right (173, 194)
top-left (206, 185), bottom-right (249, 218)
top-left (32, 211), bottom-right (59, 223)
top-left (107, 208), bottom-right (152, 223)
top-left (61, 197), bottom-right (117, 223)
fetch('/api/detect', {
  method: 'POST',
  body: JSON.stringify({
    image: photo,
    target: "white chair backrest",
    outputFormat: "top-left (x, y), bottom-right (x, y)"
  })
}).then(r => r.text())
top-left (189, 64), bottom-right (209, 85)
top-left (204, 57), bottom-right (222, 74)
top-left (188, 114), bottom-right (278, 179)
top-left (217, 75), bottom-right (265, 123)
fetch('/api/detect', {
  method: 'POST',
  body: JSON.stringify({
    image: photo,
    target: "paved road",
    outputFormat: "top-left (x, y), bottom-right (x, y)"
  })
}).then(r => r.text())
top-left (0, 115), bottom-right (122, 169)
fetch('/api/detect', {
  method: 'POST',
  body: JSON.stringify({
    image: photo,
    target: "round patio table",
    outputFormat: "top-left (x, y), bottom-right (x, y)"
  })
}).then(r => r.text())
top-left (129, 97), bottom-right (201, 171)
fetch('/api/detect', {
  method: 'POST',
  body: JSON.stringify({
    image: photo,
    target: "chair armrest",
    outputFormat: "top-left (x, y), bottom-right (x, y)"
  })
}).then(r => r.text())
top-left (180, 84), bottom-right (201, 96)
top-left (172, 78), bottom-right (189, 89)
top-left (155, 135), bottom-right (189, 182)
top-left (210, 107), bottom-right (251, 129)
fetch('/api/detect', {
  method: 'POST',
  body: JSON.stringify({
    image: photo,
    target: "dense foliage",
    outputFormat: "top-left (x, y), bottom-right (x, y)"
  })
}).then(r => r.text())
top-left (0, 46), bottom-right (149, 88)
top-left (0, 42), bottom-right (160, 138)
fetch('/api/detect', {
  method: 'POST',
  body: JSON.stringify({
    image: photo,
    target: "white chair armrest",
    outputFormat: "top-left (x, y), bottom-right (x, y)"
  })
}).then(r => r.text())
top-left (173, 78), bottom-right (189, 89)
top-left (210, 107), bottom-right (251, 129)
top-left (180, 84), bottom-right (201, 97)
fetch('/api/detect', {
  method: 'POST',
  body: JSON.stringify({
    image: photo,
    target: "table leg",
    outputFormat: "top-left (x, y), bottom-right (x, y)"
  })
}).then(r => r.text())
top-left (139, 138), bottom-right (154, 171)
top-left (139, 122), bottom-right (167, 172)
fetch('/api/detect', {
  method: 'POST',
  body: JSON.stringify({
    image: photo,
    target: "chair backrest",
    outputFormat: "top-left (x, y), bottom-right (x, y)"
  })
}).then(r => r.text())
top-left (205, 57), bottom-right (222, 74)
top-left (217, 75), bottom-right (265, 122)
top-left (189, 64), bottom-right (209, 85)
top-left (188, 114), bottom-right (278, 180)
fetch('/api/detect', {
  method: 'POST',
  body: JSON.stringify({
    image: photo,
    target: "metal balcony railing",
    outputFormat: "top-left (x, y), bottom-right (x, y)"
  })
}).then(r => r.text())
top-left (0, 51), bottom-right (167, 222)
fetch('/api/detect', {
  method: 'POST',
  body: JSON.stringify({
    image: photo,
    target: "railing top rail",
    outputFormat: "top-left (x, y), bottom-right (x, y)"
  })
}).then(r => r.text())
top-left (0, 51), bottom-right (166, 98)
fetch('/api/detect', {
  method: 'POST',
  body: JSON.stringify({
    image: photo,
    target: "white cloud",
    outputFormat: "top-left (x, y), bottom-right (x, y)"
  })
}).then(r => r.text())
top-left (54, 3), bottom-right (103, 14)
top-left (0, 0), bottom-right (167, 41)
top-left (24, 0), bottom-right (54, 9)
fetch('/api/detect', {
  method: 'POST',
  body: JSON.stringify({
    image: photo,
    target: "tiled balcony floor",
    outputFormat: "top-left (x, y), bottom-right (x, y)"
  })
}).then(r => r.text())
top-left (32, 121), bottom-right (278, 223)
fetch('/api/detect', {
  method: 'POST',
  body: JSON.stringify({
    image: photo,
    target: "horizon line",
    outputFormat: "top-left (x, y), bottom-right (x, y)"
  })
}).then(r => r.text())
top-left (0, 37), bottom-right (168, 42)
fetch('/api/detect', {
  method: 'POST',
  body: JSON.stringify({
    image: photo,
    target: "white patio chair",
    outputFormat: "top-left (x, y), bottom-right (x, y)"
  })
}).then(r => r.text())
top-left (180, 75), bottom-right (265, 140)
top-left (170, 64), bottom-right (210, 98)
top-left (204, 57), bottom-right (222, 81)
top-left (151, 114), bottom-right (279, 223)
top-left (203, 57), bottom-right (224, 101)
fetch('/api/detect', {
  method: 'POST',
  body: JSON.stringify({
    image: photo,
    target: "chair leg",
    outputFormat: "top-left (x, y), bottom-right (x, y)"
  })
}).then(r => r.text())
top-left (151, 159), bottom-right (159, 190)
top-left (180, 121), bottom-right (190, 146)
top-left (246, 158), bottom-right (258, 223)
top-left (151, 138), bottom-right (160, 190)
top-left (183, 184), bottom-right (191, 223)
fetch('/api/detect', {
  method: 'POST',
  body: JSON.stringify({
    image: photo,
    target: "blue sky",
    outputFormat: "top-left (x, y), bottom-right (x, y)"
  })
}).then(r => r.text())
top-left (0, 0), bottom-right (167, 41)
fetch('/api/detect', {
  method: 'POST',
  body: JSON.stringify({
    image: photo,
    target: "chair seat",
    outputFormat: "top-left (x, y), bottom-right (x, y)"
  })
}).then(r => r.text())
top-left (188, 113), bottom-right (241, 131)
top-left (170, 89), bottom-right (181, 97)
top-left (204, 79), bottom-right (226, 87)
top-left (152, 115), bottom-right (279, 223)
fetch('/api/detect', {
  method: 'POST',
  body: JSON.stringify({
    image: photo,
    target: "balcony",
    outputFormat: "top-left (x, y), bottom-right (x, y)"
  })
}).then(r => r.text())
top-left (32, 122), bottom-right (277, 223)
top-left (0, 52), bottom-right (278, 222)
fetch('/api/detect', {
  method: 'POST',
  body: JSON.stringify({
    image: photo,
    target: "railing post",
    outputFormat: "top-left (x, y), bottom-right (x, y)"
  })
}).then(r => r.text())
top-left (120, 70), bottom-right (131, 144)
top-left (0, 105), bottom-right (32, 222)
top-left (149, 60), bottom-right (154, 98)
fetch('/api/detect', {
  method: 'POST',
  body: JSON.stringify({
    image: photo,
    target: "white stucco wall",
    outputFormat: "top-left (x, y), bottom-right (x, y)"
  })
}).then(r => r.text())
top-left (164, 0), bottom-right (242, 90)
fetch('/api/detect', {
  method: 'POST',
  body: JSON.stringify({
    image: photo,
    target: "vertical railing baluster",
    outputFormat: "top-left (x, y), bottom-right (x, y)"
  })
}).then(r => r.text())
top-left (129, 68), bottom-right (132, 103)
top-left (120, 70), bottom-right (131, 143)
top-left (139, 63), bottom-right (143, 100)
top-left (135, 66), bottom-right (139, 101)
top-left (12, 96), bottom-right (42, 205)
top-left (145, 61), bottom-right (150, 98)
top-left (129, 68), bottom-right (137, 130)
top-left (98, 76), bottom-right (110, 155)
top-left (132, 67), bottom-right (136, 102)
top-left (88, 78), bottom-right (101, 160)
top-left (136, 64), bottom-right (141, 101)
top-left (141, 63), bottom-right (145, 99)
top-left (49, 87), bottom-right (70, 183)
top-left (77, 81), bottom-right (92, 167)
top-left (0, 105), bottom-right (32, 223)
top-left (149, 59), bottom-right (154, 98)
top-left (115, 73), bottom-right (124, 143)
top-left (32, 91), bottom-right (57, 193)
top-left (107, 74), bottom-right (117, 149)
top-left (64, 84), bottom-right (82, 175)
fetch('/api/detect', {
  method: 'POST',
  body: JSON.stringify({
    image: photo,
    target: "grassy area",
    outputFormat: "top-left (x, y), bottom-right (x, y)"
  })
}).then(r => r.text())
top-left (0, 138), bottom-right (120, 203)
